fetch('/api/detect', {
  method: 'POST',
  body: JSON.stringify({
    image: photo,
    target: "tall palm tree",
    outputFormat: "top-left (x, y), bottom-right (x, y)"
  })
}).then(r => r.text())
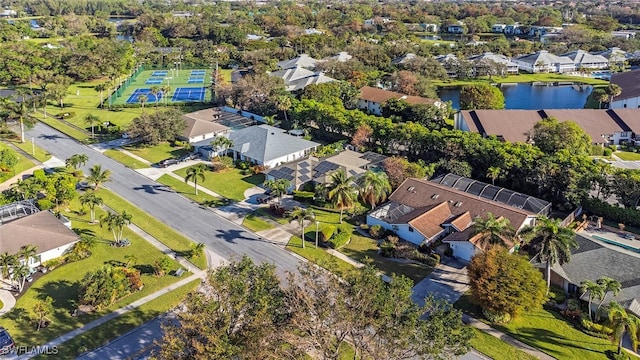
top-left (607, 301), bottom-right (640, 355)
top-left (357, 170), bottom-right (391, 209)
top-left (472, 213), bottom-right (515, 249)
top-left (80, 191), bottom-right (104, 224)
top-left (486, 166), bottom-right (501, 185)
top-left (581, 280), bottom-right (604, 321)
top-left (520, 216), bottom-right (578, 294)
top-left (287, 207), bottom-right (315, 249)
top-left (210, 136), bottom-right (234, 159)
top-left (275, 95), bottom-right (292, 125)
top-left (606, 83), bottom-right (622, 106)
top-left (12, 263), bottom-right (31, 291)
top-left (150, 85), bottom-right (161, 107)
top-left (185, 163), bottom-right (208, 195)
top-left (65, 153), bottom-right (89, 170)
top-left (138, 94), bottom-right (148, 109)
top-left (94, 83), bottom-right (107, 108)
top-left (597, 277), bottom-right (622, 315)
top-left (328, 169), bottom-right (356, 224)
top-left (264, 178), bottom-right (291, 205)
top-left (162, 85), bottom-right (171, 105)
top-left (0, 253), bottom-right (16, 281)
top-left (86, 164), bottom-right (112, 190)
top-left (3, 98), bottom-right (32, 143)
top-left (84, 114), bottom-right (100, 139)
top-left (101, 211), bottom-right (133, 244)
top-left (592, 88), bottom-right (608, 109)
top-left (19, 245), bottom-right (38, 266)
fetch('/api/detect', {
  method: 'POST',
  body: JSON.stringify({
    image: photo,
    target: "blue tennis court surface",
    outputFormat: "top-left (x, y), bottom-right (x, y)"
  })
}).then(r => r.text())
top-left (152, 71), bottom-right (168, 76)
top-left (187, 77), bottom-right (204, 84)
top-left (190, 70), bottom-right (205, 75)
top-left (126, 88), bottom-right (163, 104)
top-left (145, 78), bottom-right (164, 85)
top-left (172, 87), bottom-right (205, 102)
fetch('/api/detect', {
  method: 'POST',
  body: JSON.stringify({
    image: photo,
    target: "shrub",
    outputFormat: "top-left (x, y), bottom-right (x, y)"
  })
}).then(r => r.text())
top-left (328, 229), bottom-right (350, 249)
top-left (42, 258), bottom-right (63, 270)
top-left (380, 239), bottom-right (397, 257)
top-left (359, 223), bottom-right (369, 231)
top-left (369, 224), bottom-right (384, 239)
top-left (37, 199), bottom-right (54, 210)
top-left (301, 182), bottom-right (315, 192)
top-left (482, 308), bottom-right (511, 324)
top-left (590, 145), bottom-right (605, 156)
top-left (320, 225), bottom-right (336, 242)
top-left (548, 286), bottom-right (567, 304)
top-left (250, 164), bottom-right (267, 174)
top-left (33, 169), bottom-right (46, 180)
top-left (293, 191), bottom-right (315, 202)
top-left (603, 148), bottom-right (613, 156)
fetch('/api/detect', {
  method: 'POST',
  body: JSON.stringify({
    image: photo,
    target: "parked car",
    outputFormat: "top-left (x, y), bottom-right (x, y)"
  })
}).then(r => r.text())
top-left (0, 328), bottom-right (15, 355)
top-left (621, 233), bottom-right (636, 240)
top-left (179, 153), bottom-right (200, 162)
top-left (158, 158), bottom-right (179, 168)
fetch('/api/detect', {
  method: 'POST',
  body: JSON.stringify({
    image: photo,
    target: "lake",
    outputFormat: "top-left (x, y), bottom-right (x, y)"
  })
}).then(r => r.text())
top-left (438, 82), bottom-right (593, 110)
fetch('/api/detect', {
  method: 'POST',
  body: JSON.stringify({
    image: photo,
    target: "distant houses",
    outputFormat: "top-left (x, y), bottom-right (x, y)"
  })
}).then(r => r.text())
top-left (357, 86), bottom-right (445, 116)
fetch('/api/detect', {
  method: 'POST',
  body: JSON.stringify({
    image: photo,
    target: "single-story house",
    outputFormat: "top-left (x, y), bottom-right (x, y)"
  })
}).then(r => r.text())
top-left (367, 174), bottom-right (550, 260)
top-left (538, 234), bottom-right (640, 317)
top-left (276, 54), bottom-right (319, 70)
top-left (454, 108), bottom-right (640, 146)
top-left (505, 23), bottom-right (523, 35)
top-left (219, 125), bottom-right (320, 168)
top-left (325, 52), bottom-right (352, 63)
top-left (609, 69), bottom-right (640, 110)
top-left (593, 47), bottom-right (628, 65)
top-left (491, 24), bottom-right (506, 33)
top-left (357, 86), bottom-right (444, 116)
top-left (264, 150), bottom-right (387, 191)
top-left (513, 50), bottom-right (575, 73)
top-left (179, 108), bottom-right (230, 143)
top-left (562, 50), bottom-right (609, 69)
top-left (447, 24), bottom-right (465, 34)
top-left (0, 202), bottom-right (78, 269)
top-left (467, 52), bottom-right (519, 75)
top-left (269, 67), bottom-right (335, 92)
top-left (391, 53), bottom-right (418, 66)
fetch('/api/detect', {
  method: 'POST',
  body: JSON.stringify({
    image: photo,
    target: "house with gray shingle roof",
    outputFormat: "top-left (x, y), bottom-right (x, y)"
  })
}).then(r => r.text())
top-left (269, 66), bottom-right (335, 92)
top-left (225, 125), bottom-right (319, 168)
top-left (467, 52), bottom-right (519, 75)
top-left (513, 50), bottom-right (575, 73)
top-left (276, 54), bottom-right (318, 70)
top-left (538, 234), bottom-right (640, 317)
top-left (561, 50), bottom-right (608, 69)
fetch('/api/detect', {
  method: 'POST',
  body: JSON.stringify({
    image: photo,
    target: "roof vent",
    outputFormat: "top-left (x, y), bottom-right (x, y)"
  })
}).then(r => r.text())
top-left (407, 186), bottom-right (415, 192)
top-left (454, 201), bottom-right (463, 207)
top-left (431, 194), bottom-right (439, 199)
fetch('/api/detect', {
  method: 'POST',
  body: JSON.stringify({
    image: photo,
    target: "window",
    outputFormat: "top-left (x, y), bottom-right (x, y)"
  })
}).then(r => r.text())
top-left (408, 227), bottom-right (414, 232)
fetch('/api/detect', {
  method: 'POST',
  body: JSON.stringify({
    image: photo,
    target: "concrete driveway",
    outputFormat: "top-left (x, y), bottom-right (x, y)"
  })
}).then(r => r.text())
top-left (412, 257), bottom-right (469, 306)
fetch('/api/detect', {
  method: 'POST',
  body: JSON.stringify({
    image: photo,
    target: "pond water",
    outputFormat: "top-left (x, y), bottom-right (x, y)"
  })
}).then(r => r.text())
top-left (438, 82), bottom-right (593, 110)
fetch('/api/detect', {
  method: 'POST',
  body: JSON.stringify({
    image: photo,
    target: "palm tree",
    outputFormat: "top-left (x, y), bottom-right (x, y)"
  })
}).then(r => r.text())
top-left (210, 136), bottom-right (234, 159)
top-left (357, 170), bottom-right (391, 209)
top-left (472, 213), bottom-right (515, 249)
top-left (597, 277), bottom-right (622, 315)
top-left (84, 114), bottom-right (100, 139)
top-left (581, 280), bottom-right (604, 321)
top-left (185, 163), bottom-right (208, 195)
top-left (80, 191), bottom-right (103, 224)
top-left (3, 98), bottom-right (32, 143)
top-left (327, 169), bottom-right (356, 224)
top-left (138, 94), bottom-right (148, 109)
top-left (101, 211), bottom-right (133, 244)
top-left (607, 301), bottom-right (640, 355)
top-left (162, 85), bottom-right (171, 105)
top-left (65, 153), bottom-right (89, 170)
top-left (275, 95), bottom-right (292, 125)
top-left (71, 235), bottom-right (97, 259)
top-left (486, 166), bottom-right (501, 185)
top-left (94, 83), bottom-right (107, 108)
top-left (86, 164), bottom-right (112, 190)
top-left (192, 243), bottom-right (205, 258)
top-left (606, 83), bottom-right (622, 107)
top-left (287, 207), bottom-right (315, 249)
top-left (12, 263), bottom-right (31, 291)
top-left (0, 253), bottom-right (16, 281)
top-left (19, 245), bottom-right (38, 267)
top-left (592, 88), bottom-right (608, 109)
top-left (150, 85), bottom-right (161, 107)
top-left (33, 296), bottom-right (53, 331)
top-left (264, 178), bottom-right (291, 205)
top-left (520, 216), bottom-right (578, 294)
top-left (12, 178), bottom-right (41, 200)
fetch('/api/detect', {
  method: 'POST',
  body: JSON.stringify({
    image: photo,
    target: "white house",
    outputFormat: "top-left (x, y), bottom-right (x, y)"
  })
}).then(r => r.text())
top-left (179, 108), bottom-right (231, 143)
top-left (512, 50), bottom-right (575, 73)
top-left (366, 175), bottom-right (548, 260)
top-left (562, 50), bottom-right (609, 69)
top-left (504, 23), bottom-right (523, 35)
top-left (467, 52), bottom-right (519, 75)
top-left (447, 24), bottom-right (465, 34)
top-left (609, 69), bottom-right (640, 109)
top-left (226, 125), bottom-right (319, 168)
top-left (491, 24), bottom-right (506, 33)
top-left (357, 86), bottom-right (444, 116)
top-left (0, 204), bottom-right (79, 269)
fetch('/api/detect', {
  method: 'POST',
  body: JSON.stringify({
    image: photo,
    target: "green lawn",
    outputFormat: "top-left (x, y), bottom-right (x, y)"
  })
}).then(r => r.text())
top-left (103, 149), bottom-right (149, 169)
top-left (1, 196), bottom-right (184, 347)
top-left (435, 73), bottom-right (610, 87)
top-left (124, 142), bottom-right (190, 164)
top-left (615, 151), bottom-right (640, 161)
top-left (339, 234), bottom-right (433, 284)
top-left (96, 188), bottom-right (206, 269)
top-left (156, 174), bottom-right (224, 207)
top-left (0, 142), bottom-right (37, 185)
top-left (470, 328), bottom-right (537, 360)
top-left (9, 138), bottom-right (51, 163)
top-left (174, 167), bottom-right (264, 202)
top-left (45, 279), bottom-right (199, 359)
top-left (455, 294), bottom-right (619, 360)
top-left (242, 213), bottom-right (276, 232)
top-left (286, 236), bottom-right (355, 277)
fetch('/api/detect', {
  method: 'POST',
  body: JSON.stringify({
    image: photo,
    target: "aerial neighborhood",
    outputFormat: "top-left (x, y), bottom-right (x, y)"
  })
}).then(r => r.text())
top-left (0, 0), bottom-right (639, 359)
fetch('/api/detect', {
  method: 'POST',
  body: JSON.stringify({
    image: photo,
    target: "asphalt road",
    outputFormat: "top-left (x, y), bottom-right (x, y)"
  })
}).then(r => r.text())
top-left (26, 123), bottom-right (302, 276)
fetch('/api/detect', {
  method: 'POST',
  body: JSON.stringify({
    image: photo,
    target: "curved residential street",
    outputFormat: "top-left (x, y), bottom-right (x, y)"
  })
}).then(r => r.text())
top-left (26, 123), bottom-right (303, 276)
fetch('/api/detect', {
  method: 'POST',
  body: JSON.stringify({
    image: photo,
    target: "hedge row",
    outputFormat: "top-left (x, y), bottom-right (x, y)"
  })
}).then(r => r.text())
top-left (582, 198), bottom-right (640, 228)
top-left (328, 229), bottom-right (350, 249)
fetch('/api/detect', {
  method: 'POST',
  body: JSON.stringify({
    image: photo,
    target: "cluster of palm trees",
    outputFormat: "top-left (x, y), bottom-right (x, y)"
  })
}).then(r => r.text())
top-left (0, 245), bottom-right (38, 292)
top-left (137, 85), bottom-right (172, 109)
top-left (581, 277), bottom-right (622, 321)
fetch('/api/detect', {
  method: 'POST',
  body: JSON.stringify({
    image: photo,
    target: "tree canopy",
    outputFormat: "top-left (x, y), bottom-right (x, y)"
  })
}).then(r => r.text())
top-left (126, 109), bottom-right (186, 145)
top-left (459, 84), bottom-right (505, 110)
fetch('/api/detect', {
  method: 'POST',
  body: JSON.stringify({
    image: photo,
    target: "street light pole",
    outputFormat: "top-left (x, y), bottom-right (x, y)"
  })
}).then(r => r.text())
top-left (31, 137), bottom-right (35, 157)
top-left (315, 221), bottom-right (320, 249)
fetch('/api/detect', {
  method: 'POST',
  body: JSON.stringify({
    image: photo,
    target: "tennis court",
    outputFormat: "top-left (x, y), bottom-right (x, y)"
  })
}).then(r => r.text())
top-left (126, 89), bottom-right (163, 104)
top-left (172, 87), bottom-right (206, 102)
top-left (110, 67), bottom-right (212, 105)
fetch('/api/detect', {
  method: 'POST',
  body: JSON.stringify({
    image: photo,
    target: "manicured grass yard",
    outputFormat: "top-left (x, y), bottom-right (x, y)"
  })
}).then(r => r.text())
top-left (7, 138), bottom-right (51, 163)
top-left (45, 279), bottom-right (199, 359)
top-left (242, 213), bottom-right (275, 232)
top-left (103, 149), bottom-right (149, 169)
top-left (339, 234), bottom-right (433, 284)
top-left (96, 188), bottom-right (206, 269)
top-left (123, 142), bottom-right (190, 164)
top-left (615, 151), bottom-right (640, 161)
top-left (469, 328), bottom-right (537, 360)
top-left (0, 142), bottom-right (37, 184)
top-left (174, 167), bottom-right (264, 202)
top-left (286, 236), bottom-right (355, 277)
top-left (1, 196), bottom-right (184, 347)
top-left (434, 73), bottom-right (609, 87)
top-left (156, 174), bottom-right (224, 207)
